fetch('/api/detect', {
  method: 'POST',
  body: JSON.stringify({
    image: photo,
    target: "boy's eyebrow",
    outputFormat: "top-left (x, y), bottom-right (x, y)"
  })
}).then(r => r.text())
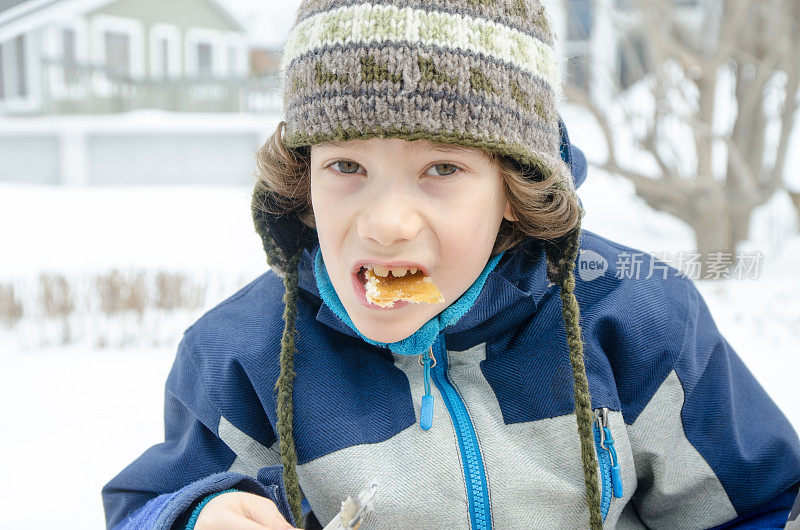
top-left (318, 140), bottom-right (477, 155)
top-left (407, 142), bottom-right (476, 155)
top-left (319, 140), bottom-right (367, 151)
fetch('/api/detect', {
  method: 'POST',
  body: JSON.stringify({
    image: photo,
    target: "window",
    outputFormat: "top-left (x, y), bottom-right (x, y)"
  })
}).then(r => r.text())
top-left (567, 0), bottom-right (593, 41)
top-left (0, 35), bottom-right (29, 100)
top-left (63, 29), bottom-right (76, 64)
top-left (197, 42), bottom-right (213, 77)
top-left (63, 28), bottom-right (78, 84)
top-left (14, 35), bottom-right (27, 97)
top-left (0, 43), bottom-right (5, 100)
top-left (185, 29), bottom-right (222, 78)
top-left (104, 31), bottom-right (131, 78)
top-left (92, 15), bottom-right (144, 81)
top-left (46, 19), bottom-right (88, 94)
top-left (159, 39), bottom-right (169, 75)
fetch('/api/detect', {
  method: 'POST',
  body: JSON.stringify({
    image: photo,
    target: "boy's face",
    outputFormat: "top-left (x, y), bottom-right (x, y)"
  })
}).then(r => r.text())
top-left (310, 138), bottom-right (514, 344)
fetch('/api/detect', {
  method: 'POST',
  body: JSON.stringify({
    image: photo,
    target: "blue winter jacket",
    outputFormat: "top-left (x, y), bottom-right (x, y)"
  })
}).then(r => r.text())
top-left (103, 127), bottom-right (800, 529)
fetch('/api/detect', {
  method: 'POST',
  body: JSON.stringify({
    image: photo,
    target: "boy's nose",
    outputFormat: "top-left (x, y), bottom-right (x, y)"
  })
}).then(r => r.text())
top-left (357, 187), bottom-right (422, 246)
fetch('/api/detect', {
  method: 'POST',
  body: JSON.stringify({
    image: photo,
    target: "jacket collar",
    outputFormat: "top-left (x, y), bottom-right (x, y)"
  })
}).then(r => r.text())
top-left (296, 237), bottom-right (555, 353)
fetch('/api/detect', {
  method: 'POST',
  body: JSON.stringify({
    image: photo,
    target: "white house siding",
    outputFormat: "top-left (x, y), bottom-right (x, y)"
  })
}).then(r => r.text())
top-left (0, 135), bottom-right (60, 184)
top-left (149, 22), bottom-right (181, 79)
top-left (0, 114), bottom-right (281, 186)
top-left (89, 0), bottom-right (245, 80)
top-left (87, 133), bottom-right (262, 185)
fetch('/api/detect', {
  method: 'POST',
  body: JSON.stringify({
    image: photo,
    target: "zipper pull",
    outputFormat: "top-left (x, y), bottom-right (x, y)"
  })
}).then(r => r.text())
top-left (598, 407), bottom-right (623, 498)
top-left (419, 347), bottom-right (436, 430)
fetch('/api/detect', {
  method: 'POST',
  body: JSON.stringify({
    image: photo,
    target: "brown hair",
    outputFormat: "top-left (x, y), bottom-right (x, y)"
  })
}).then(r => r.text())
top-left (254, 121), bottom-right (581, 257)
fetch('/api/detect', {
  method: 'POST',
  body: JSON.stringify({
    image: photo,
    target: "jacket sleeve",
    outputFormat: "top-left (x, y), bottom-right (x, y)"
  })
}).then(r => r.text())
top-left (709, 481), bottom-right (800, 529)
top-left (101, 333), bottom-right (294, 529)
top-left (621, 274), bottom-right (800, 529)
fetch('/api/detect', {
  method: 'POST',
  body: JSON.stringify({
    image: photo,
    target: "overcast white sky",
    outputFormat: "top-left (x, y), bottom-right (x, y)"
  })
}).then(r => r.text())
top-left (219, 0), bottom-right (304, 48)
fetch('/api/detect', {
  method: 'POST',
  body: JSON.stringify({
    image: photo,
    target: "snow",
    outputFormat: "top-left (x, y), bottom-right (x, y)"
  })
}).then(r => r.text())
top-left (0, 347), bottom-right (174, 529)
top-left (1, 107), bottom-right (799, 527)
top-left (0, 184), bottom-right (267, 274)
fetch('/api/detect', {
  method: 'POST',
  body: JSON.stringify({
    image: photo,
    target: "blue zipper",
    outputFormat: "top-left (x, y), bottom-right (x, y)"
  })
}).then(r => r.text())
top-left (593, 407), bottom-right (623, 521)
top-left (418, 337), bottom-right (492, 530)
top-left (419, 347), bottom-right (434, 430)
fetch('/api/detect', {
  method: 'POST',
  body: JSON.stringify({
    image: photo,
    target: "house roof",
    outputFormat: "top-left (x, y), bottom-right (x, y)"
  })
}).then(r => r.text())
top-left (0, 0), bottom-right (32, 13)
top-left (0, 0), bottom-right (58, 24)
top-left (201, 0), bottom-right (246, 32)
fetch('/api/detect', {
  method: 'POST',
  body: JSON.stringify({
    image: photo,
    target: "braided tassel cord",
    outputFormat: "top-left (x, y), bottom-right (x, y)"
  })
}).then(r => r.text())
top-left (553, 219), bottom-right (603, 529)
top-left (276, 252), bottom-right (305, 528)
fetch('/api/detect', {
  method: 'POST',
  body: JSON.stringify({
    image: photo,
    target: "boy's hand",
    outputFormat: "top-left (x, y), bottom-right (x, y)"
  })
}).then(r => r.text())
top-left (194, 491), bottom-right (298, 530)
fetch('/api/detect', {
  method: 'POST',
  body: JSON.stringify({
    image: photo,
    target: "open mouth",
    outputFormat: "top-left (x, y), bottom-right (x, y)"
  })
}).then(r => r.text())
top-left (355, 265), bottom-right (444, 307)
top-left (353, 266), bottom-right (405, 310)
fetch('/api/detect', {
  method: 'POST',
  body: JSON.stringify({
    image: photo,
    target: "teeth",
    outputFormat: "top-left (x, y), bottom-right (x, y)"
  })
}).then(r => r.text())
top-left (371, 264), bottom-right (390, 277)
top-left (365, 264), bottom-right (421, 277)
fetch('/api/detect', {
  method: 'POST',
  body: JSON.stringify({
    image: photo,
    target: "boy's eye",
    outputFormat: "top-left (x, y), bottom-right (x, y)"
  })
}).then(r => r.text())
top-left (326, 160), bottom-right (460, 178)
top-left (426, 163), bottom-right (459, 177)
top-left (329, 160), bottom-right (362, 174)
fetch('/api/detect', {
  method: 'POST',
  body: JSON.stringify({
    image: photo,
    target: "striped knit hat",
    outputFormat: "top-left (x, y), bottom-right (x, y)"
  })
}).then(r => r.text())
top-left (279, 0), bottom-right (569, 188)
top-left (251, 1), bottom-right (601, 528)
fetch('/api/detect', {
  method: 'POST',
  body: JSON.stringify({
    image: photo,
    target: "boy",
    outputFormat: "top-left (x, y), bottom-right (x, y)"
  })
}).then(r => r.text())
top-left (103, 1), bottom-right (800, 528)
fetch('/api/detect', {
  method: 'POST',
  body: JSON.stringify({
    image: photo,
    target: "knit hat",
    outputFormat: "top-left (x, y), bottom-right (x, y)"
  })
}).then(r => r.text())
top-left (251, 1), bottom-right (601, 528)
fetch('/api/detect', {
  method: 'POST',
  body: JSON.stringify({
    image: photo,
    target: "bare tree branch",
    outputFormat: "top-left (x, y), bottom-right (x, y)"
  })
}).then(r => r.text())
top-left (565, 0), bottom-right (800, 258)
top-left (564, 84), bottom-right (693, 217)
top-left (563, 84), bottom-right (618, 166)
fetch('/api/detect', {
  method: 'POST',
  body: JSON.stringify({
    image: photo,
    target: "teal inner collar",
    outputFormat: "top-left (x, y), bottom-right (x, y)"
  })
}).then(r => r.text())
top-left (313, 247), bottom-right (505, 356)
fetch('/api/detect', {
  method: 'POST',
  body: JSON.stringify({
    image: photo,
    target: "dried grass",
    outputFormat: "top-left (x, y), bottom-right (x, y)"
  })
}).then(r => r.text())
top-left (39, 273), bottom-right (75, 318)
top-left (155, 271), bottom-right (204, 310)
top-left (95, 270), bottom-right (147, 316)
top-left (3, 269), bottom-right (236, 348)
top-left (0, 283), bottom-right (24, 327)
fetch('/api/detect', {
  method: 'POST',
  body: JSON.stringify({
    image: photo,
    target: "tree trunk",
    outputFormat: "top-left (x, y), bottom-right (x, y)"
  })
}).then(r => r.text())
top-left (689, 189), bottom-right (736, 280)
top-left (791, 191), bottom-right (800, 228)
top-left (730, 206), bottom-right (753, 250)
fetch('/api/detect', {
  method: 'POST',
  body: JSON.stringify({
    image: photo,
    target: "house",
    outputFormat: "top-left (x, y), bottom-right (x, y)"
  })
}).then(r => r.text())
top-left (0, 0), bottom-right (268, 116)
top-left (0, 0), bottom-right (283, 186)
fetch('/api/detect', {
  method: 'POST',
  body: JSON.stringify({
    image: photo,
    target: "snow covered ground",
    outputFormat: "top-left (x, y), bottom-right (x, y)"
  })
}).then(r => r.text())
top-left (0, 347), bottom-right (174, 529)
top-left (1, 109), bottom-right (799, 527)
